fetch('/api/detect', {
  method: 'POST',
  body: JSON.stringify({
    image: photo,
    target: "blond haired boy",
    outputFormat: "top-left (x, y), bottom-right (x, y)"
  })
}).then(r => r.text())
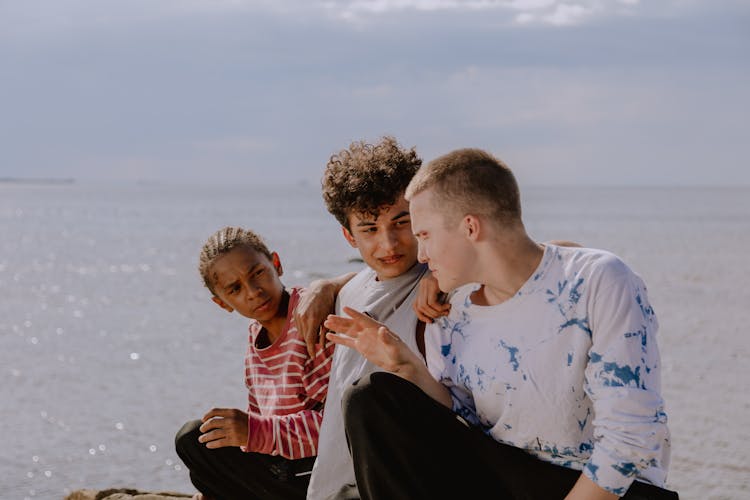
top-left (326, 149), bottom-right (678, 499)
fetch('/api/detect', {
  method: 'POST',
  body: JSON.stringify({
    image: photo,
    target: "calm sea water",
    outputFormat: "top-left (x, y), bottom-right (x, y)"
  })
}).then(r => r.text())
top-left (1, 182), bottom-right (749, 499)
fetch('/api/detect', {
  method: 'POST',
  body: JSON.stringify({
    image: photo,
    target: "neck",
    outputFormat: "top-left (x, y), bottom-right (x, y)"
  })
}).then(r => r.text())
top-left (259, 289), bottom-right (290, 344)
top-left (471, 230), bottom-right (544, 306)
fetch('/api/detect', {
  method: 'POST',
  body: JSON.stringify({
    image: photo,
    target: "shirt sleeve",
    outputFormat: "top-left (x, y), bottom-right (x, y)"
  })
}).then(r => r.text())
top-left (582, 260), bottom-right (670, 495)
top-left (245, 339), bottom-right (335, 459)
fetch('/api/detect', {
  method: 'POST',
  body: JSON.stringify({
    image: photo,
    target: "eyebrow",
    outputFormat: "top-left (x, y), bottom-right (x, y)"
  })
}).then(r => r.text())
top-left (354, 210), bottom-right (410, 227)
top-left (221, 262), bottom-right (262, 291)
top-left (357, 210), bottom-right (409, 227)
top-left (390, 210), bottom-right (410, 221)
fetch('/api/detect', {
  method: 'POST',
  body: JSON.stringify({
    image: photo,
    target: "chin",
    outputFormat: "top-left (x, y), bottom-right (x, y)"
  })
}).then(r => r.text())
top-left (381, 262), bottom-right (415, 279)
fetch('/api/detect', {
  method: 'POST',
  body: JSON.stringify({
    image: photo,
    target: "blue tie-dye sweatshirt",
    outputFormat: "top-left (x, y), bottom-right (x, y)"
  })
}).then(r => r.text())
top-left (425, 244), bottom-right (671, 496)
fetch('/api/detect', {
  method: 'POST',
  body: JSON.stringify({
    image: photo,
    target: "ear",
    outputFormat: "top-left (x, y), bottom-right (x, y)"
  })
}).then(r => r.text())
top-left (342, 226), bottom-right (358, 248)
top-left (271, 251), bottom-right (283, 277)
top-left (211, 296), bottom-right (234, 313)
top-left (463, 214), bottom-right (481, 242)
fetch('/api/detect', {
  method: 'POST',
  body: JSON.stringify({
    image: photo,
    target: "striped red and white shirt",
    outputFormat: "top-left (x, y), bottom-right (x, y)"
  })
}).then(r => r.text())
top-left (244, 287), bottom-right (335, 459)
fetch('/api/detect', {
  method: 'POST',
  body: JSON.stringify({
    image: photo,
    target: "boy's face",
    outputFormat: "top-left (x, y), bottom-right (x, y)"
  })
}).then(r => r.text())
top-left (209, 246), bottom-right (285, 323)
top-left (410, 189), bottom-right (473, 292)
top-left (342, 195), bottom-right (419, 280)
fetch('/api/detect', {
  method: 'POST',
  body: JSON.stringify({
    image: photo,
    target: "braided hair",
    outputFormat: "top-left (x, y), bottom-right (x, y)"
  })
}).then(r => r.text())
top-left (198, 226), bottom-right (272, 295)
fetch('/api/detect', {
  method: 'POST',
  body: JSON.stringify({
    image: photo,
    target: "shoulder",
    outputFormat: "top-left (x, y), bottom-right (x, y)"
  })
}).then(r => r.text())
top-left (339, 267), bottom-right (377, 296)
top-left (549, 246), bottom-right (650, 312)
top-left (551, 245), bottom-right (634, 282)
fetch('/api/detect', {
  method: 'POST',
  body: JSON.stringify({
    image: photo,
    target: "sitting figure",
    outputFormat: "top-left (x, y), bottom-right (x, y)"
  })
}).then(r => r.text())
top-left (176, 226), bottom-right (336, 500)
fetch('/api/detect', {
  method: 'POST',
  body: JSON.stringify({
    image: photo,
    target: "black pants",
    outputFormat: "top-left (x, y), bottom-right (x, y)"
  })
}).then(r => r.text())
top-left (175, 419), bottom-right (315, 500)
top-left (342, 372), bottom-right (679, 500)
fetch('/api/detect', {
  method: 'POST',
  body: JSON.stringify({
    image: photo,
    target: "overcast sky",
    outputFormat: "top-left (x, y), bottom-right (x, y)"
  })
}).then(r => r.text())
top-left (1, 0), bottom-right (748, 186)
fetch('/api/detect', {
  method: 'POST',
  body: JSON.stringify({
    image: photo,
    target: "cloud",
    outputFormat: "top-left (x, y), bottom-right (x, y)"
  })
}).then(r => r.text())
top-left (1, 0), bottom-right (748, 186)
top-left (316, 0), bottom-right (643, 26)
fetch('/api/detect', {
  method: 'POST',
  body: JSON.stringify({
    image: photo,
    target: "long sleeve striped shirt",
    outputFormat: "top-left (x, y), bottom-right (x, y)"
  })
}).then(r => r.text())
top-left (243, 287), bottom-right (335, 459)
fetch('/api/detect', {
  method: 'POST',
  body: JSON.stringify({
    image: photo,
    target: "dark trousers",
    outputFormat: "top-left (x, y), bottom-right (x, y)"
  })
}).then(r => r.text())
top-left (175, 419), bottom-right (315, 500)
top-left (342, 372), bottom-right (679, 500)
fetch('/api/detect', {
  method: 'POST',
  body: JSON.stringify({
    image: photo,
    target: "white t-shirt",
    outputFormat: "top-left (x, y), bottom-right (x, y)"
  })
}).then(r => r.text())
top-left (426, 244), bottom-right (671, 496)
top-left (307, 262), bottom-right (428, 500)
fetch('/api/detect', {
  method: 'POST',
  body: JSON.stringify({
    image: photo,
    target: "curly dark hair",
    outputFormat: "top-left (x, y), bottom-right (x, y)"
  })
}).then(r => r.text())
top-left (322, 136), bottom-right (422, 229)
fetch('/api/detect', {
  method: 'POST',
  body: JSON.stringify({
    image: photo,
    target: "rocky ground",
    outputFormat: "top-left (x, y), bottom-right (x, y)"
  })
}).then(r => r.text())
top-left (65, 489), bottom-right (193, 500)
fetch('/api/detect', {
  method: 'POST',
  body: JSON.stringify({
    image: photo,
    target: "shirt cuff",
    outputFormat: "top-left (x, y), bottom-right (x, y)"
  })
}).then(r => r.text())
top-left (583, 450), bottom-right (637, 497)
top-left (245, 413), bottom-right (273, 454)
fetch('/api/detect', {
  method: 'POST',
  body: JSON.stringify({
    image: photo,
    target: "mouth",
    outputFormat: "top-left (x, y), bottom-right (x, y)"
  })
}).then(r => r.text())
top-left (254, 298), bottom-right (272, 313)
top-left (378, 254), bottom-right (403, 265)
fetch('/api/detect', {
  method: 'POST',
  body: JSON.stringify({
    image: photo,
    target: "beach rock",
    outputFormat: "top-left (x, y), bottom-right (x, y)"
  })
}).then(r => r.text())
top-left (65, 488), bottom-right (193, 500)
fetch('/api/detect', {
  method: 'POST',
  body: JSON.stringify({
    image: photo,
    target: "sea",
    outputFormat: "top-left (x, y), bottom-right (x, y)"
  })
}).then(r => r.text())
top-left (1, 182), bottom-right (749, 500)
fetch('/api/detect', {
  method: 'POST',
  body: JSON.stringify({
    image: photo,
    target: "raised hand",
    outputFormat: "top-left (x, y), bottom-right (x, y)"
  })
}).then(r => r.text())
top-left (198, 408), bottom-right (249, 449)
top-left (324, 307), bottom-right (422, 375)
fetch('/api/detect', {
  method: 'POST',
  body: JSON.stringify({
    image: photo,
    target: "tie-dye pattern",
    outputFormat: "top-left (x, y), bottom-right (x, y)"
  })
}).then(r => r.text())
top-left (425, 245), bottom-right (671, 495)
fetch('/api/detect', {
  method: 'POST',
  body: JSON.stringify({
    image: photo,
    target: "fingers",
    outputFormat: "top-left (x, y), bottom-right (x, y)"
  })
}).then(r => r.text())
top-left (414, 300), bottom-right (450, 323)
top-left (323, 314), bottom-right (353, 332)
top-left (413, 272), bottom-right (451, 323)
top-left (377, 326), bottom-right (401, 345)
top-left (200, 407), bottom-right (236, 422)
top-left (197, 428), bottom-right (225, 446)
top-left (326, 331), bottom-right (355, 349)
top-left (341, 307), bottom-right (384, 327)
top-left (415, 307), bottom-right (434, 324)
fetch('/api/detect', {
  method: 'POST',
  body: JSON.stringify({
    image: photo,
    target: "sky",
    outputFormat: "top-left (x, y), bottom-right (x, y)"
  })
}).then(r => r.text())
top-left (1, 0), bottom-right (748, 187)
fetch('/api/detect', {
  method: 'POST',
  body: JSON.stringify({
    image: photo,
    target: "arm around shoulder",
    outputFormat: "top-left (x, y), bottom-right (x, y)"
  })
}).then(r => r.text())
top-left (295, 272), bottom-right (357, 356)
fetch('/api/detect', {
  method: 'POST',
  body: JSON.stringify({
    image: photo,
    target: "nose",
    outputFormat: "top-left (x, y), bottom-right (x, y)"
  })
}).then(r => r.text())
top-left (379, 228), bottom-right (399, 251)
top-left (245, 282), bottom-right (264, 301)
top-left (417, 241), bottom-right (428, 264)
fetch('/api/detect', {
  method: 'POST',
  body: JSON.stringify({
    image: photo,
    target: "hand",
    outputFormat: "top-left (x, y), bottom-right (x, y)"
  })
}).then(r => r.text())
top-left (198, 408), bottom-right (249, 449)
top-left (324, 307), bottom-right (421, 375)
top-left (295, 272), bottom-right (356, 357)
top-left (295, 280), bottom-right (337, 358)
top-left (413, 272), bottom-right (451, 323)
top-left (563, 474), bottom-right (618, 500)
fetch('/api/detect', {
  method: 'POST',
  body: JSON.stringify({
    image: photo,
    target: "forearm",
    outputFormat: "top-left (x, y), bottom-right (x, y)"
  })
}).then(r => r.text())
top-left (311, 271), bottom-right (356, 295)
top-left (397, 355), bottom-right (453, 409)
top-left (247, 409), bottom-right (323, 459)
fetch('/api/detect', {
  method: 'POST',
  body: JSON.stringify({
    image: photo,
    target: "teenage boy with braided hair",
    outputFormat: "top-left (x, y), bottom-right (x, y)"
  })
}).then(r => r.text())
top-left (175, 226), bottom-right (339, 500)
top-left (326, 148), bottom-right (678, 499)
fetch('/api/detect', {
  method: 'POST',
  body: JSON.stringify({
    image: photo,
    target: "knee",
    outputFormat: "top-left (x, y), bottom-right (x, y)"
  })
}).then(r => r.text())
top-left (342, 372), bottom-right (402, 423)
top-left (175, 419), bottom-right (203, 456)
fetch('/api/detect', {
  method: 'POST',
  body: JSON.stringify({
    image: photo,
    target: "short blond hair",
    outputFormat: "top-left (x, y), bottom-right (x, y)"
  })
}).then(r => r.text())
top-left (405, 148), bottom-right (522, 227)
